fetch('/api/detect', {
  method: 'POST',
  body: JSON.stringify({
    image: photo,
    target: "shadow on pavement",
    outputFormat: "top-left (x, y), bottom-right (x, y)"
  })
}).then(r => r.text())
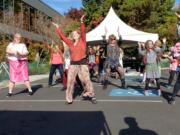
top-left (0, 111), bottom-right (111, 135)
top-left (119, 117), bottom-right (159, 135)
top-left (14, 84), bottom-right (43, 96)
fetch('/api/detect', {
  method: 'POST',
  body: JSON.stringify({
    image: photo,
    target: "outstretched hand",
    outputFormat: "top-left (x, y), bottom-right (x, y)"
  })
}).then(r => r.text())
top-left (80, 14), bottom-right (86, 22)
top-left (175, 12), bottom-right (180, 18)
top-left (52, 22), bottom-right (59, 28)
top-left (162, 37), bottom-right (166, 44)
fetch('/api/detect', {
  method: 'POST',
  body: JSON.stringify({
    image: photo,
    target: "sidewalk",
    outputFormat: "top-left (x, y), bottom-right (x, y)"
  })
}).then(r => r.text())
top-left (0, 74), bottom-right (49, 89)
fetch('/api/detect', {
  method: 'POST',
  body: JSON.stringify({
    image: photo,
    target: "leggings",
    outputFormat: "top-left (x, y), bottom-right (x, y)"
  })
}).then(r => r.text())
top-left (172, 72), bottom-right (180, 98)
top-left (168, 70), bottom-right (176, 85)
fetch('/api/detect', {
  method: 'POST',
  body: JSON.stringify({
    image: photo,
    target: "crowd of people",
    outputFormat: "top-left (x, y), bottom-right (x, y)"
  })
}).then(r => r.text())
top-left (5, 14), bottom-right (180, 105)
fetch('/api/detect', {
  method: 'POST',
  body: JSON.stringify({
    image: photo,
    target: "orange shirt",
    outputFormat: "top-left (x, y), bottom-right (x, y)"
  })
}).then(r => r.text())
top-left (50, 51), bottom-right (64, 64)
top-left (56, 23), bottom-right (86, 62)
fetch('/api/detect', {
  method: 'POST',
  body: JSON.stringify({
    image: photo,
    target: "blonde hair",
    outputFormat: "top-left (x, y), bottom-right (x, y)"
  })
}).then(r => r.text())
top-left (14, 33), bottom-right (21, 38)
top-left (154, 40), bottom-right (162, 47)
top-left (108, 34), bottom-right (117, 44)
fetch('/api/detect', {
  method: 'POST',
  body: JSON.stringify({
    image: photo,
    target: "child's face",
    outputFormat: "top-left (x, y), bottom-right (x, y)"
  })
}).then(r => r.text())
top-left (148, 41), bottom-right (154, 49)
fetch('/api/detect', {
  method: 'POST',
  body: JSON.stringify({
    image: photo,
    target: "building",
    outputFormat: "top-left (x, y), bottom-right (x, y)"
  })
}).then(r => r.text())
top-left (0, 0), bottom-right (62, 42)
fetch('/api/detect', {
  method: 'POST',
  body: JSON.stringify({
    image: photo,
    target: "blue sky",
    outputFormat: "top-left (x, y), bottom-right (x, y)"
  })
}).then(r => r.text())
top-left (42, 0), bottom-right (83, 15)
top-left (176, 0), bottom-right (180, 4)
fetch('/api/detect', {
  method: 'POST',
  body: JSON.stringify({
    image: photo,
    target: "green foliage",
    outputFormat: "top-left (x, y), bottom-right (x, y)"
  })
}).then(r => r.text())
top-left (82, 0), bottom-right (177, 47)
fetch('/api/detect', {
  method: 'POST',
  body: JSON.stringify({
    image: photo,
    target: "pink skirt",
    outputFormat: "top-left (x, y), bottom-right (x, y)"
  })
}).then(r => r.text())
top-left (9, 60), bottom-right (29, 82)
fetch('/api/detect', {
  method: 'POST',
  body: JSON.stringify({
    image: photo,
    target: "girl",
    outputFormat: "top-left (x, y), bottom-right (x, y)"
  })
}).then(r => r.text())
top-left (45, 41), bottom-right (64, 87)
top-left (6, 33), bottom-right (33, 97)
top-left (139, 40), bottom-right (162, 96)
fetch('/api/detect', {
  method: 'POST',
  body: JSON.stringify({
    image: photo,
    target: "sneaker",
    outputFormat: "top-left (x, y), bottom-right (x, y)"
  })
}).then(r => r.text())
top-left (144, 90), bottom-right (149, 96)
top-left (91, 97), bottom-right (97, 104)
top-left (6, 93), bottom-right (12, 97)
top-left (169, 98), bottom-right (175, 105)
top-left (65, 101), bottom-right (73, 105)
top-left (28, 91), bottom-right (33, 96)
top-left (157, 89), bottom-right (161, 96)
top-left (166, 85), bottom-right (173, 89)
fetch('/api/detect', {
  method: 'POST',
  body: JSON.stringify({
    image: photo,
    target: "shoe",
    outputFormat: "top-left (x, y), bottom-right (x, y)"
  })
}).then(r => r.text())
top-left (6, 93), bottom-right (12, 97)
top-left (91, 97), bottom-right (97, 104)
top-left (65, 101), bottom-right (73, 105)
top-left (169, 98), bottom-right (175, 105)
top-left (157, 89), bottom-right (161, 96)
top-left (82, 96), bottom-right (91, 100)
top-left (166, 85), bottom-right (173, 89)
top-left (102, 80), bottom-right (108, 89)
top-left (28, 91), bottom-right (33, 96)
top-left (144, 90), bottom-right (149, 96)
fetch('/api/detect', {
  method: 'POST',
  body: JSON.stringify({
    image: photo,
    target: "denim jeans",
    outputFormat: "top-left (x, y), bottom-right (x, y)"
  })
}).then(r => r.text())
top-left (48, 64), bottom-right (64, 85)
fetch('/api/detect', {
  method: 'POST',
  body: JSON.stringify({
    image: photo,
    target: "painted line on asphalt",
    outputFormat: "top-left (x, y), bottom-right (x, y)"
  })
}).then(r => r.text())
top-left (0, 99), bottom-right (163, 103)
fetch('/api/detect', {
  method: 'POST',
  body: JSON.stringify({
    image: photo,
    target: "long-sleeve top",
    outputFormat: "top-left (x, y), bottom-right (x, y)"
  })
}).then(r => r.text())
top-left (107, 44), bottom-right (120, 60)
top-left (56, 23), bottom-right (86, 62)
top-left (138, 44), bottom-right (167, 64)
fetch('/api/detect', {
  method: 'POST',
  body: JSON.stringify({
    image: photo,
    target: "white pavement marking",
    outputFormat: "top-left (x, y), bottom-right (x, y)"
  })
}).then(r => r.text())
top-left (0, 99), bottom-right (163, 103)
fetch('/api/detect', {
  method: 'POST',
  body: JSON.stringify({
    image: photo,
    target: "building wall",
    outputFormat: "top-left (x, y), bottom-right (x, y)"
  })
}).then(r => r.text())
top-left (0, 0), bottom-right (62, 42)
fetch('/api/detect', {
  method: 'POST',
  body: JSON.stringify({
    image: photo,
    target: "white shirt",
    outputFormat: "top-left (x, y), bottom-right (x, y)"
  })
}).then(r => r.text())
top-left (7, 42), bottom-right (29, 61)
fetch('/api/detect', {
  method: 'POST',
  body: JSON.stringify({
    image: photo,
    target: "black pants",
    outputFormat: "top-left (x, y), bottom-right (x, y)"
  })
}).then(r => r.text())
top-left (168, 70), bottom-right (177, 85)
top-left (171, 72), bottom-right (180, 99)
top-left (145, 78), bottom-right (160, 90)
top-left (48, 64), bottom-right (64, 85)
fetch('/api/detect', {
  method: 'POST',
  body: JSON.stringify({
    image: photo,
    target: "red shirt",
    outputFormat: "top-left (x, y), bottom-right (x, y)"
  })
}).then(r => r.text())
top-left (56, 23), bottom-right (86, 62)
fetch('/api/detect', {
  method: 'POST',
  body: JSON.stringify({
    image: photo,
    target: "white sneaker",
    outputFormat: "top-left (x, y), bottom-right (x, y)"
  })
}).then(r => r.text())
top-left (158, 89), bottom-right (161, 96)
top-left (144, 90), bottom-right (149, 96)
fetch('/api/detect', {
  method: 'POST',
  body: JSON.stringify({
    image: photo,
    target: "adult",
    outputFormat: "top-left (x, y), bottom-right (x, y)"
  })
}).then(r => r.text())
top-left (6, 33), bottom-right (33, 97)
top-left (52, 15), bottom-right (96, 104)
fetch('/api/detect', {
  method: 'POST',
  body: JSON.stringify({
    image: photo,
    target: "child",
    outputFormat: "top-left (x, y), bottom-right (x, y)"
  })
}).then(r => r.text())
top-left (138, 40), bottom-right (162, 96)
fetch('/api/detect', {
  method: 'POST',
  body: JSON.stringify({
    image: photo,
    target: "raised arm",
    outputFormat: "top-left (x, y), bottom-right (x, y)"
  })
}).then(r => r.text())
top-left (52, 22), bottom-right (73, 46)
top-left (161, 37), bottom-right (167, 52)
top-left (80, 15), bottom-right (86, 42)
top-left (138, 42), bottom-right (145, 56)
top-left (117, 26), bottom-right (122, 45)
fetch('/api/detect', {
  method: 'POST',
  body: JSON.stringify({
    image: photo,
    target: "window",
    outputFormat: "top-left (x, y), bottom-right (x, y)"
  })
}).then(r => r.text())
top-left (22, 2), bottom-right (30, 30)
top-left (0, 0), bottom-right (3, 23)
top-left (14, 0), bottom-right (23, 27)
top-left (4, 0), bottom-right (14, 25)
top-left (30, 7), bottom-right (36, 32)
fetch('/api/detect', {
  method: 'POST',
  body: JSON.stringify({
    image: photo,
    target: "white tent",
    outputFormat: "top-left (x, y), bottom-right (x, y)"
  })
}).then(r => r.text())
top-left (86, 7), bottom-right (158, 43)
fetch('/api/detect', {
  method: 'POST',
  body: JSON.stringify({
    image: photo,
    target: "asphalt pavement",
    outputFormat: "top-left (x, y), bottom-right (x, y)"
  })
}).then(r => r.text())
top-left (0, 70), bottom-right (179, 135)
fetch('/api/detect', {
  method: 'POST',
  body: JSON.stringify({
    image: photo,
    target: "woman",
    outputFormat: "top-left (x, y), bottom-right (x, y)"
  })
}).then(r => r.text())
top-left (103, 34), bottom-right (126, 89)
top-left (45, 41), bottom-right (64, 87)
top-left (6, 33), bottom-right (33, 97)
top-left (52, 15), bottom-right (96, 104)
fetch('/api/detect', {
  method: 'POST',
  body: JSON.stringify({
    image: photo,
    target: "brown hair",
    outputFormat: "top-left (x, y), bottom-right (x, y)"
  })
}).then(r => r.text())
top-left (145, 40), bottom-right (153, 50)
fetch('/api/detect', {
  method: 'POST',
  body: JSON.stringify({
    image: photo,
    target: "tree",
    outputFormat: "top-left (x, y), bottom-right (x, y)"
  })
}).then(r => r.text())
top-left (82, 0), bottom-right (176, 46)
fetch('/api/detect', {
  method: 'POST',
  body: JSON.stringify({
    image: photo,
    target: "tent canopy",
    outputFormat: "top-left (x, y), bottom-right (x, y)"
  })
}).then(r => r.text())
top-left (86, 7), bottom-right (158, 43)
